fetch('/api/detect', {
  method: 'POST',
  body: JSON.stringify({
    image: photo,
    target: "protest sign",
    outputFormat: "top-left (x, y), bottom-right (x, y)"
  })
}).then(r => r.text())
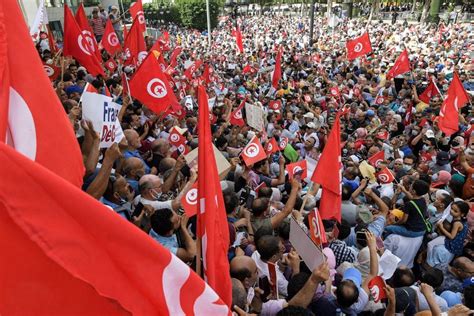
top-left (245, 102), bottom-right (264, 132)
top-left (81, 91), bottom-right (124, 148)
top-left (289, 217), bottom-right (325, 271)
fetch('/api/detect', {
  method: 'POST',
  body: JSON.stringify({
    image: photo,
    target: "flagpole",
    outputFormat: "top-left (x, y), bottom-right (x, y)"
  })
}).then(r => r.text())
top-left (206, 0), bottom-right (212, 48)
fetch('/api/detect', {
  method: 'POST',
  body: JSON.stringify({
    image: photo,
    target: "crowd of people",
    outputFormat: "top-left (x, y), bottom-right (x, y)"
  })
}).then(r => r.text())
top-left (37, 6), bottom-right (474, 316)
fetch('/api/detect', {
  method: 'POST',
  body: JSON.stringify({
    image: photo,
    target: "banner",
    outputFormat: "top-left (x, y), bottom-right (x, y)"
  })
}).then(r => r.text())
top-left (81, 91), bottom-right (124, 148)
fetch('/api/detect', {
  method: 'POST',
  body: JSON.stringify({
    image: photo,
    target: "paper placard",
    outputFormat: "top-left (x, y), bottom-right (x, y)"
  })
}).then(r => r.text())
top-left (184, 144), bottom-right (231, 180)
top-left (245, 103), bottom-right (265, 132)
top-left (289, 217), bottom-right (325, 271)
top-left (81, 91), bottom-right (124, 148)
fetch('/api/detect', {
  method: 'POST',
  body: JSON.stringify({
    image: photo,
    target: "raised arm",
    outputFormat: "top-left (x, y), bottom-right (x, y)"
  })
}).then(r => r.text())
top-left (86, 143), bottom-right (122, 199)
top-left (287, 262), bottom-right (330, 308)
top-left (362, 231), bottom-right (379, 294)
top-left (271, 179), bottom-right (299, 229)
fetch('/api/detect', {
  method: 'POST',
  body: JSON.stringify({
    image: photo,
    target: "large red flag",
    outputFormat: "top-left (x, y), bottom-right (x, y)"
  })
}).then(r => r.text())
top-left (272, 47), bottom-right (282, 89)
top-left (63, 5), bottom-right (104, 76)
top-left (74, 3), bottom-right (101, 60)
top-left (386, 50), bottom-right (410, 80)
top-left (233, 26), bottom-right (243, 54)
top-left (229, 98), bottom-right (246, 126)
top-left (419, 78), bottom-right (440, 104)
top-left (197, 85), bottom-right (232, 307)
top-left (101, 19), bottom-right (121, 56)
top-left (129, 0), bottom-right (146, 33)
top-left (438, 73), bottom-right (470, 136)
top-left (129, 52), bottom-right (179, 115)
top-left (346, 32), bottom-right (372, 61)
top-left (123, 17), bottom-right (147, 66)
top-left (0, 0), bottom-right (83, 187)
top-left (0, 142), bottom-right (229, 315)
top-left (311, 113), bottom-right (342, 221)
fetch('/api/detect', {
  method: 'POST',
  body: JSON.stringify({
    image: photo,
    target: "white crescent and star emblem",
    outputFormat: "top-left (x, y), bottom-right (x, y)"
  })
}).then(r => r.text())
top-left (170, 133), bottom-right (180, 143)
top-left (354, 42), bottom-right (363, 53)
top-left (77, 30), bottom-right (95, 56)
top-left (107, 33), bottom-right (119, 46)
top-left (137, 11), bottom-right (145, 24)
top-left (185, 188), bottom-right (198, 205)
top-left (146, 78), bottom-right (168, 98)
top-left (43, 65), bottom-right (54, 76)
top-left (234, 109), bottom-right (242, 119)
top-left (244, 143), bottom-right (260, 158)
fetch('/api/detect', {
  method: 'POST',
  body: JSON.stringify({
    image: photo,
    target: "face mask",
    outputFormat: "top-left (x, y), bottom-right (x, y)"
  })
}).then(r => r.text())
top-left (423, 144), bottom-right (431, 151)
top-left (412, 130), bottom-right (419, 136)
top-left (403, 164), bottom-right (412, 172)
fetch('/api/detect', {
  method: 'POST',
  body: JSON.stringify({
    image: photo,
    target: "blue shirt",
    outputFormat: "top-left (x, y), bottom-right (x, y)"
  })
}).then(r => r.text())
top-left (123, 149), bottom-right (151, 174)
top-left (126, 178), bottom-right (139, 195)
top-left (149, 228), bottom-right (179, 255)
top-left (101, 197), bottom-right (131, 221)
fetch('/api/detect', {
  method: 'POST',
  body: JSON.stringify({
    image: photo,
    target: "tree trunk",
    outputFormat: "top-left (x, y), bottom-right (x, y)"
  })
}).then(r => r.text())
top-left (368, 0), bottom-right (379, 22)
top-left (420, 0), bottom-right (431, 23)
top-left (327, 0), bottom-right (332, 21)
top-left (411, 0), bottom-right (417, 12)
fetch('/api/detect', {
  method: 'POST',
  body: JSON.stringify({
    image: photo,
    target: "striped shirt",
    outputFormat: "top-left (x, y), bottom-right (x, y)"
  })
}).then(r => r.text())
top-left (90, 17), bottom-right (106, 36)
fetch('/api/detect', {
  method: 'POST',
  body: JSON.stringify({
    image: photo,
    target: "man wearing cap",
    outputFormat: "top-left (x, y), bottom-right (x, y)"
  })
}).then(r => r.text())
top-left (109, 6), bottom-right (123, 42)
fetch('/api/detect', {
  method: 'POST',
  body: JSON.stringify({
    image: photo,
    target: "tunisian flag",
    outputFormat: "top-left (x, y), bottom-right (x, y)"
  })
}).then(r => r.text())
top-left (367, 150), bottom-right (385, 168)
top-left (386, 50), bottom-right (410, 79)
top-left (419, 78), bottom-right (441, 104)
top-left (197, 85), bottom-right (232, 307)
top-left (265, 137), bottom-right (280, 155)
top-left (0, 0), bottom-right (84, 187)
top-left (129, 51), bottom-right (179, 114)
top-left (311, 113), bottom-right (342, 221)
top-left (346, 32), bottom-right (372, 60)
top-left (241, 136), bottom-right (267, 166)
top-left (272, 47), bottom-right (282, 89)
top-left (438, 73), bottom-right (470, 136)
top-left (63, 5), bottom-right (104, 76)
top-left (233, 26), bottom-right (244, 54)
top-left (129, 0), bottom-right (146, 33)
top-left (0, 143), bottom-right (229, 315)
top-left (75, 3), bottom-right (101, 60)
top-left (229, 98), bottom-right (246, 126)
top-left (123, 17), bottom-right (147, 66)
top-left (184, 60), bottom-right (203, 80)
top-left (101, 19), bottom-right (121, 56)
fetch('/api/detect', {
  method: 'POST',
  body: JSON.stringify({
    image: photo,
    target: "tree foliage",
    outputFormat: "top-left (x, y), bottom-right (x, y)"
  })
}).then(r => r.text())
top-left (175, 0), bottom-right (220, 31)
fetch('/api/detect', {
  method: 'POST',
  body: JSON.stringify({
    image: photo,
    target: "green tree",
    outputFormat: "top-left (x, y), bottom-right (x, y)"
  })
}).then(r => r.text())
top-left (175, 0), bottom-right (220, 30)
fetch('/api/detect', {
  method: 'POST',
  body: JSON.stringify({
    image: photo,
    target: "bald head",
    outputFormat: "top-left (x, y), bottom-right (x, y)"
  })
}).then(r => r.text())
top-left (230, 256), bottom-right (258, 289)
top-left (124, 129), bottom-right (141, 150)
top-left (159, 157), bottom-right (176, 174)
top-left (123, 157), bottom-right (145, 179)
top-left (151, 138), bottom-right (170, 155)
